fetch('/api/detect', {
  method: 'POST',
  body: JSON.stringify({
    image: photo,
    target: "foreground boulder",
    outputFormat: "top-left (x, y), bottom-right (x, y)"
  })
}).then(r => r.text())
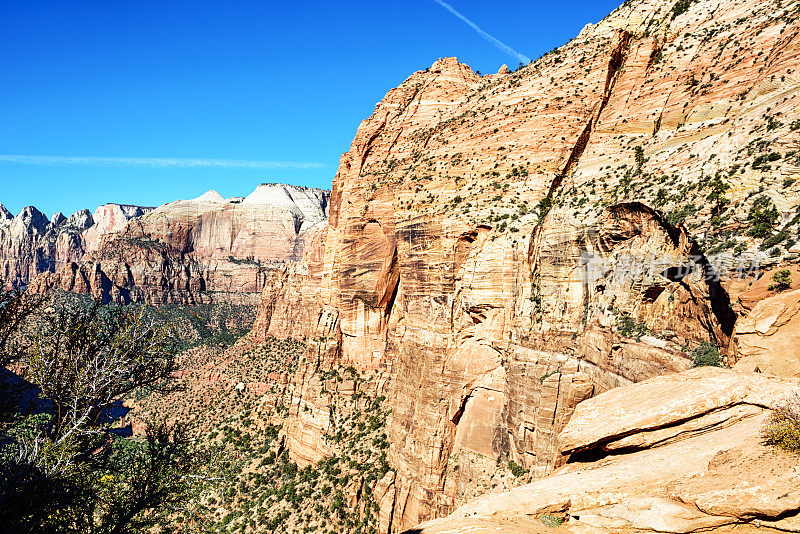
top-left (733, 270), bottom-right (800, 378)
top-left (411, 367), bottom-right (800, 534)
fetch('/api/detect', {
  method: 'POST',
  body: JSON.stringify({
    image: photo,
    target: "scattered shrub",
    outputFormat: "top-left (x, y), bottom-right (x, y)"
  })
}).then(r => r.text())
top-left (691, 342), bottom-right (722, 367)
top-left (748, 196), bottom-right (779, 238)
top-left (507, 460), bottom-right (527, 477)
top-left (761, 230), bottom-right (790, 251)
top-left (752, 152), bottom-right (782, 169)
top-left (672, 0), bottom-right (694, 18)
top-left (540, 514), bottom-right (564, 527)
top-left (537, 193), bottom-right (554, 223)
top-left (617, 314), bottom-right (649, 340)
top-left (768, 269), bottom-right (793, 291)
top-left (763, 395), bottom-right (800, 453)
top-left (634, 146), bottom-right (645, 170)
top-left (666, 203), bottom-right (698, 226)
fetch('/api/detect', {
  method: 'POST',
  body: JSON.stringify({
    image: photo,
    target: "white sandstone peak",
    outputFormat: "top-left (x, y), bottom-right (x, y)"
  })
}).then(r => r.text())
top-left (193, 190), bottom-right (226, 203)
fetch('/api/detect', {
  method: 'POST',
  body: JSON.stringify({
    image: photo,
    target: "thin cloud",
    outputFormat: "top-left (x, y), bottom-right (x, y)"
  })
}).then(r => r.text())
top-left (0, 155), bottom-right (324, 170)
top-left (431, 0), bottom-right (530, 65)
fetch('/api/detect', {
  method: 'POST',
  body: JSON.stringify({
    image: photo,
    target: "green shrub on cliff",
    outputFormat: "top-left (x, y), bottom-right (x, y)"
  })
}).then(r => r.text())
top-left (507, 460), bottom-right (527, 478)
top-left (616, 313), bottom-right (649, 340)
top-left (672, 0), bottom-right (694, 18)
top-left (769, 269), bottom-right (793, 292)
top-left (748, 196), bottom-right (779, 238)
top-left (691, 342), bottom-right (722, 367)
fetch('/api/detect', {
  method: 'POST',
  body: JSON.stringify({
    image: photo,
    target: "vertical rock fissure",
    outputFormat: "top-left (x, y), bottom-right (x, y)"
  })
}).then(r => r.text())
top-left (545, 371), bottom-right (564, 472)
top-left (450, 389), bottom-right (473, 426)
top-left (359, 119), bottom-right (388, 174)
top-left (546, 29), bottom-right (633, 220)
top-left (600, 30), bottom-right (633, 111)
top-left (385, 476), bottom-right (396, 534)
top-left (529, 30), bottom-right (633, 288)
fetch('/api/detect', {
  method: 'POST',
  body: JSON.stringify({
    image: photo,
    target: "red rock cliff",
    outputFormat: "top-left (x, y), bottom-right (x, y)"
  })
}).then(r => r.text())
top-left (250, 0), bottom-right (800, 530)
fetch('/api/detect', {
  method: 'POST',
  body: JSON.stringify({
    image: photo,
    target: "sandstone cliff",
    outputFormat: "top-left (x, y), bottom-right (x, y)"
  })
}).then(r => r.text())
top-left (245, 0), bottom-right (800, 530)
top-left (27, 184), bottom-right (330, 304)
top-left (0, 202), bottom-right (150, 287)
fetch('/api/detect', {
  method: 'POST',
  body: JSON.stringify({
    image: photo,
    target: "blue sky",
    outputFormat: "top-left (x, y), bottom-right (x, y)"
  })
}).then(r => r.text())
top-left (1, 0), bottom-right (622, 217)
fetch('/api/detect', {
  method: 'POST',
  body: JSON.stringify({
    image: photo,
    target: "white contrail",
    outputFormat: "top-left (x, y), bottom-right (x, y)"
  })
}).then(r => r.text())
top-left (431, 0), bottom-right (530, 65)
top-left (0, 155), bottom-right (324, 169)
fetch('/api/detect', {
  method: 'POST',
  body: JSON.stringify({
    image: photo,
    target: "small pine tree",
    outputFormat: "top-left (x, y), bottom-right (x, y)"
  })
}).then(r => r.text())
top-left (768, 269), bottom-right (792, 292)
top-left (634, 146), bottom-right (645, 170)
top-left (748, 196), bottom-right (779, 238)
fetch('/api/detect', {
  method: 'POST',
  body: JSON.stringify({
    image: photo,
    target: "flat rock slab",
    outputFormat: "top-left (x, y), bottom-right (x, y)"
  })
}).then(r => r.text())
top-left (559, 367), bottom-right (800, 454)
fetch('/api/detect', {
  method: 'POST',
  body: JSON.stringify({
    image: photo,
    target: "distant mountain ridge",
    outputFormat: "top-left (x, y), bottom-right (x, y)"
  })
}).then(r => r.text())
top-left (3, 183), bottom-right (330, 304)
top-left (0, 202), bottom-right (154, 287)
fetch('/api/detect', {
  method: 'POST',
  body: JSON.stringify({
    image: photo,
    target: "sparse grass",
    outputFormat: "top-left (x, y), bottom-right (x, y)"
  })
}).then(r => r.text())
top-left (540, 514), bottom-right (564, 528)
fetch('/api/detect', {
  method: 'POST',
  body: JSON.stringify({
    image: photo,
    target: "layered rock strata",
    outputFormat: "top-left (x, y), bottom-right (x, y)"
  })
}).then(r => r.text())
top-left (0, 203), bottom-right (150, 287)
top-left (27, 184), bottom-right (329, 304)
top-left (413, 367), bottom-right (800, 534)
top-left (247, 0), bottom-right (800, 530)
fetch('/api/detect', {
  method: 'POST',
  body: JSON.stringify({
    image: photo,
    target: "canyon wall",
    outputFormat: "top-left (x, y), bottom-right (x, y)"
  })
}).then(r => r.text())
top-left (247, 0), bottom-right (800, 530)
top-left (26, 184), bottom-right (330, 304)
top-left (0, 202), bottom-right (151, 288)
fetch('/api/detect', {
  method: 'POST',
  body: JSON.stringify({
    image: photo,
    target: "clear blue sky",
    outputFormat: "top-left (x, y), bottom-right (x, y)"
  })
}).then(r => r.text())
top-left (1, 0), bottom-right (622, 218)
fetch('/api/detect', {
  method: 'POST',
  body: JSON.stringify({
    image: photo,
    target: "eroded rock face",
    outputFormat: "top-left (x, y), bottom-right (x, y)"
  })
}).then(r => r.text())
top-left (82, 204), bottom-right (152, 252)
top-left (249, 0), bottom-right (800, 529)
top-left (413, 367), bottom-right (800, 534)
top-left (26, 184), bottom-right (330, 304)
top-left (558, 367), bottom-right (790, 454)
top-left (730, 266), bottom-right (800, 377)
top-left (0, 203), bottom-right (146, 287)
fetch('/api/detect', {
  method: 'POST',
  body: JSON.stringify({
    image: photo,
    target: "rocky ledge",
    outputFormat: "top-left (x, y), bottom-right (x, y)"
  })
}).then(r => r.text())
top-left (412, 367), bottom-right (800, 534)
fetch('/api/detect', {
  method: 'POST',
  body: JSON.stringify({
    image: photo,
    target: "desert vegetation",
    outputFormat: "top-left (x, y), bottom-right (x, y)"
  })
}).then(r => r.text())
top-left (191, 364), bottom-right (393, 534)
top-left (763, 395), bottom-right (800, 453)
top-left (0, 283), bottom-right (396, 533)
top-left (691, 342), bottom-right (723, 367)
top-left (0, 283), bottom-right (207, 533)
top-left (768, 269), bottom-right (793, 292)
